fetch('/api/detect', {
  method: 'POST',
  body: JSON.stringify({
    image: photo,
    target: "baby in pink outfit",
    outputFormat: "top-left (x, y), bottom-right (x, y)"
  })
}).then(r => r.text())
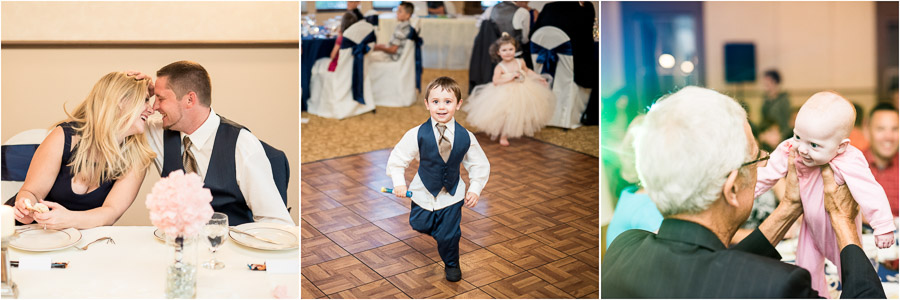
top-left (756, 91), bottom-right (896, 298)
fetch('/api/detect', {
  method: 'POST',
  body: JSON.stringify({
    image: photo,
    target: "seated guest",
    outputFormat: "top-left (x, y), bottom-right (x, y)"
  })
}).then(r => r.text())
top-left (605, 115), bottom-right (663, 249)
top-left (426, 1), bottom-right (445, 15)
top-left (327, 12), bottom-right (360, 72)
top-left (760, 69), bottom-right (793, 141)
top-left (11, 72), bottom-right (155, 229)
top-left (370, 1), bottom-right (414, 61)
top-left (142, 61), bottom-right (294, 225)
top-left (864, 102), bottom-right (899, 217)
top-left (602, 86), bottom-right (885, 298)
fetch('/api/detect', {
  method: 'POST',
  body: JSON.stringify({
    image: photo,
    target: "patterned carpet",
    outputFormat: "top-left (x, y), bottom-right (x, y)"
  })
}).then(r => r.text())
top-left (301, 69), bottom-right (598, 163)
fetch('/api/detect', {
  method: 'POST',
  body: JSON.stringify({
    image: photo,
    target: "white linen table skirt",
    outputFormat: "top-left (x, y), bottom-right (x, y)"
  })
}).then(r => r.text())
top-left (376, 15), bottom-right (479, 70)
top-left (7, 226), bottom-right (298, 298)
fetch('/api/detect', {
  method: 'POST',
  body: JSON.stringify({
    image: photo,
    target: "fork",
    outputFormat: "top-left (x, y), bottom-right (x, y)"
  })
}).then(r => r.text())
top-left (76, 237), bottom-right (115, 250)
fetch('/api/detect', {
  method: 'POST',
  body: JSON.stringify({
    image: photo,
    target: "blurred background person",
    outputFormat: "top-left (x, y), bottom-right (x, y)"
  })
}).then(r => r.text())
top-left (864, 102), bottom-right (899, 217)
top-left (761, 69), bottom-right (792, 141)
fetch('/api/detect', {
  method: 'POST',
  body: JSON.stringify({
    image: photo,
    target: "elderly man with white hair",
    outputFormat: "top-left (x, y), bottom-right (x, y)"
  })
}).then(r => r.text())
top-left (601, 86), bottom-right (885, 298)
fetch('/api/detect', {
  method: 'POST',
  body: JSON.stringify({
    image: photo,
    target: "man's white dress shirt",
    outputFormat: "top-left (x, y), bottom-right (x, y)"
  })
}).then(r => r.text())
top-left (146, 109), bottom-right (294, 225)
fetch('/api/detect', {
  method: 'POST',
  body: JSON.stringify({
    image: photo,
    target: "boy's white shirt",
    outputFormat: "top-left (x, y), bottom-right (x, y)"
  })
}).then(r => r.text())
top-left (386, 117), bottom-right (490, 211)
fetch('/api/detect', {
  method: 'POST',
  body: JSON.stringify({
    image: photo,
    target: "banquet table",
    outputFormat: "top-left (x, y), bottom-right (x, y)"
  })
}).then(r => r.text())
top-left (301, 36), bottom-right (336, 111)
top-left (6, 226), bottom-right (298, 298)
top-left (376, 15), bottom-right (478, 70)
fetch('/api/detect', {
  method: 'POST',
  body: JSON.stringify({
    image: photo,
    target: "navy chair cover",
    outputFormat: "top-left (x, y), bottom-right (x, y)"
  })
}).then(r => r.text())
top-left (340, 32), bottom-right (377, 105)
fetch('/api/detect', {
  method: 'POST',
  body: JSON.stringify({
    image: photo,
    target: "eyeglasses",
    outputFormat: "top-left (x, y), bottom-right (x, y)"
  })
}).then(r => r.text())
top-left (741, 150), bottom-right (770, 168)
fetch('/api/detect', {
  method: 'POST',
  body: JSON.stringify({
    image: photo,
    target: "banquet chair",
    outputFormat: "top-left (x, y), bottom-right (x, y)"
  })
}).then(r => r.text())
top-left (370, 16), bottom-right (422, 107)
top-left (1, 129), bottom-right (50, 203)
top-left (531, 26), bottom-right (591, 129)
top-left (308, 21), bottom-right (377, 119)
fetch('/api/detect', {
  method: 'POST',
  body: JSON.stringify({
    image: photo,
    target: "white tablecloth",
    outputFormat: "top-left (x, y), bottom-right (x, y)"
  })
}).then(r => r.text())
top-left (376, 15), bottom-right (479, 70)
top-left (7, 226), bottom-right (298, 298)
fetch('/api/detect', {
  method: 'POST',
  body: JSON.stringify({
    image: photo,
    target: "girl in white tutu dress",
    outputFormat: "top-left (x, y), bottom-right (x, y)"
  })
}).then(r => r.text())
top-left (462, 33), bottom-right (556, 146)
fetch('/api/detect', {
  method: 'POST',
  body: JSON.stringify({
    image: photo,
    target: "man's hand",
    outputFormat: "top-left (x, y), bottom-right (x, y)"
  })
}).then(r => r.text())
top-left (822, 165), bottom-right (858, 221)
top-left (821, 164), bottom-right (860, 250)
top-left (393, 185), bottom-right (408, 198)
top-left (464, 192), bottom-right (479, 208)
top-left (125, 71), bottom-right (154, 97)
top-left (783, 144), bottom-right (801, 207)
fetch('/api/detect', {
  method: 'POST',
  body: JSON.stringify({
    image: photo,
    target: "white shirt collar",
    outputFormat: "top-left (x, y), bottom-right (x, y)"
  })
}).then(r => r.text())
top-left (181, 108), bottom-right (219, 148)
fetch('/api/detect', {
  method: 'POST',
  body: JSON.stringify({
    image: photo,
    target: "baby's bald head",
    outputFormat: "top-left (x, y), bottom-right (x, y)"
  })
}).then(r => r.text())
top-left (796, 91), bottom-right (856, 140)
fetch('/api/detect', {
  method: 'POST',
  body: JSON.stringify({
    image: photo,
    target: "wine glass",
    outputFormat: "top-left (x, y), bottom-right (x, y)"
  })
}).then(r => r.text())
top-left (202, 213), bottom-right (228, 270)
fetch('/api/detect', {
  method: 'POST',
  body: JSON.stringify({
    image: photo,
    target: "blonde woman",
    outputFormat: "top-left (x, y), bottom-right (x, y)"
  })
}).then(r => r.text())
top-left (10, 72), bottom-right (156, 229)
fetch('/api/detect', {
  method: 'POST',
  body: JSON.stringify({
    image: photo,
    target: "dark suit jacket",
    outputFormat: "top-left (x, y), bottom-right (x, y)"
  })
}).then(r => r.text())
top-left (602, 219), bottom-right (886, 298)
top-left (530, 1), bottom-right (597, 89)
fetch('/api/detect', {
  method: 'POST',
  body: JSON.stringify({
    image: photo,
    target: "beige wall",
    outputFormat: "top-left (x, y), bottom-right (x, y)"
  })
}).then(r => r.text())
top-left (1, 1), bottom-right (300, 226)
top-left (2, 1), bottom-right (299, 41)
top-left (704, 1), bottom-right (877, 122)
top-left (1, 49), bottom-right (300, 226)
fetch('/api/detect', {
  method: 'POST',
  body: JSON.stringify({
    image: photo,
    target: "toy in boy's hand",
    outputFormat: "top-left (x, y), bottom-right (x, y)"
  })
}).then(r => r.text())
top-left (23, 198), bottom-right (50, 213)
top-left (381, 187), bottom-right (412, 198)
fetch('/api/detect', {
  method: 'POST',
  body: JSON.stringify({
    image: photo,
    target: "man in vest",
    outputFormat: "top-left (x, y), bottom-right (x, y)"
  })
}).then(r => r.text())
top-left (143, 61), bottom-right (293, 226)
top-left (386, 76), bottom-right (490, 282)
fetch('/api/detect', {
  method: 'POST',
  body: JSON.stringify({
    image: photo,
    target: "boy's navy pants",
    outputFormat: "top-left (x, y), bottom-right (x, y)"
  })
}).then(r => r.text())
top-left (409, 201), bottom-right (463, 267)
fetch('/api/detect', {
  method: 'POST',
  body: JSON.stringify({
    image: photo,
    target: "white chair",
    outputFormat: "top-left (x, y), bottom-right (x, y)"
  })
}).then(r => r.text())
top-left (308, 21), bottom-right (377, 119)
top-left (370, 17), bottom-right (422, 107)
top-left (531, 26), bottom-right (591, 129)
top-left (1, 129), bottom-right (50, 203)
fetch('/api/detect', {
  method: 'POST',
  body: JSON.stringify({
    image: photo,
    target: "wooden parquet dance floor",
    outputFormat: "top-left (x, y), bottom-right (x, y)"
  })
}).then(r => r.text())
top-left (301, 134), bottom-right (599, 299)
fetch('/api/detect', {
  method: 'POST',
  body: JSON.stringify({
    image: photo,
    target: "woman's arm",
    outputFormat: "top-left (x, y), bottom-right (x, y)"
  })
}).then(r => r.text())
top-left (14, 126), bottom-right (65, 224)
top-left (329, 39), bottom-right (341, 60)
top-left (34, 164), bottom-right (148, 229)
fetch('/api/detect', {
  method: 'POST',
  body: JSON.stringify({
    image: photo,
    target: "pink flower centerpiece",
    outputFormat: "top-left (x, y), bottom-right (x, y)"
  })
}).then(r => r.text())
top-left (147, 170), bottom-right (213, 298)
top-left (146, 170), bottom-right (214, 238)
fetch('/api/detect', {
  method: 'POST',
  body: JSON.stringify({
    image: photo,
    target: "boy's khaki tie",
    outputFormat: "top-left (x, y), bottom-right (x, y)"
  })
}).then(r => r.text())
top-left (183, 136), bottom-right (199, 174)
top-left (436, 123), bottom-right (451, 162)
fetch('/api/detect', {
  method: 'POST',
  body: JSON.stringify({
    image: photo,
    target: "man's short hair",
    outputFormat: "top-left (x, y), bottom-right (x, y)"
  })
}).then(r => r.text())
top-left (424, 76), bottom-right (461, 102)
top-left (870, 102), bottom-right (899, 121)
top-left (157, 61), bottom-right (212, 107)
top-left (399, 1), bottom-right (415, 14)
top-left (636, 86), bottom-right (750, 216)
top-left (764, 69), bottom-right (781, 84)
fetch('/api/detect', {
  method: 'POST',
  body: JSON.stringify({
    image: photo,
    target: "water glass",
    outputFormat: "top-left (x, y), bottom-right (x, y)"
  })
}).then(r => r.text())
top-left (202, 213), bottom-right (228, 270)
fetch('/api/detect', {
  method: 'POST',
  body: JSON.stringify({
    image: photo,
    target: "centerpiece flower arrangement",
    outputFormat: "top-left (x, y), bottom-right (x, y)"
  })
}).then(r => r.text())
top-left (146, 170), bottom-right (213, 299)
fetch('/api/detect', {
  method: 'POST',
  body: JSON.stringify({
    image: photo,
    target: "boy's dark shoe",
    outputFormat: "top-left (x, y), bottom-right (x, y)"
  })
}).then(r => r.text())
top-left (445, 265), bottom-right (462, 282)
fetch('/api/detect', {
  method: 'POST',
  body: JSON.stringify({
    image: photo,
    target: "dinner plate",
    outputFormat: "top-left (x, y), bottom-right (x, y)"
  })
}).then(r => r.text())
top-left (229, 223), bottom-right (298, 251)
top-left (153, 228), bottom-right (166, 242)
top-left (9, 225), bottom-right (82, 252)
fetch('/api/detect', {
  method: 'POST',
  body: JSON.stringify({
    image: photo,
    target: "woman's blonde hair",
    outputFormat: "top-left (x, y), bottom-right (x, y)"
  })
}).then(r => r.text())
top-left (61, 71), bottom-right (156, 187)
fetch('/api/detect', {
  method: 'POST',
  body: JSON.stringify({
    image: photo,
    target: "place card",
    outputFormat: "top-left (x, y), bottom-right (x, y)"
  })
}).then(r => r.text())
top-left (264, 259), bottom-right (298, 274)
top-left (17, 257), bottom-right (51, 270)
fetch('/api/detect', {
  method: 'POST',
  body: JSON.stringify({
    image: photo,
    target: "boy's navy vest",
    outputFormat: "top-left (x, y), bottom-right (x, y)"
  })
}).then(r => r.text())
top-left (162, 116), bottom-right (289, 226)
top-left (416, 119), bottom-right (470, 197)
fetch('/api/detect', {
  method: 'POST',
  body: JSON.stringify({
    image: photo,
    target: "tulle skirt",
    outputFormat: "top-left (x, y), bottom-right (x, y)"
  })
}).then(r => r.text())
top-left (462, 73), bottom-right (556, 139)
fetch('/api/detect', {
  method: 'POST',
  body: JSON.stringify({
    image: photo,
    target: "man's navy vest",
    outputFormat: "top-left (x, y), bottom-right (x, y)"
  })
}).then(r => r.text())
top-left (416, 119), bottom-right (470, 197)
top-left (162, 116), bottom-right (286, 226)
